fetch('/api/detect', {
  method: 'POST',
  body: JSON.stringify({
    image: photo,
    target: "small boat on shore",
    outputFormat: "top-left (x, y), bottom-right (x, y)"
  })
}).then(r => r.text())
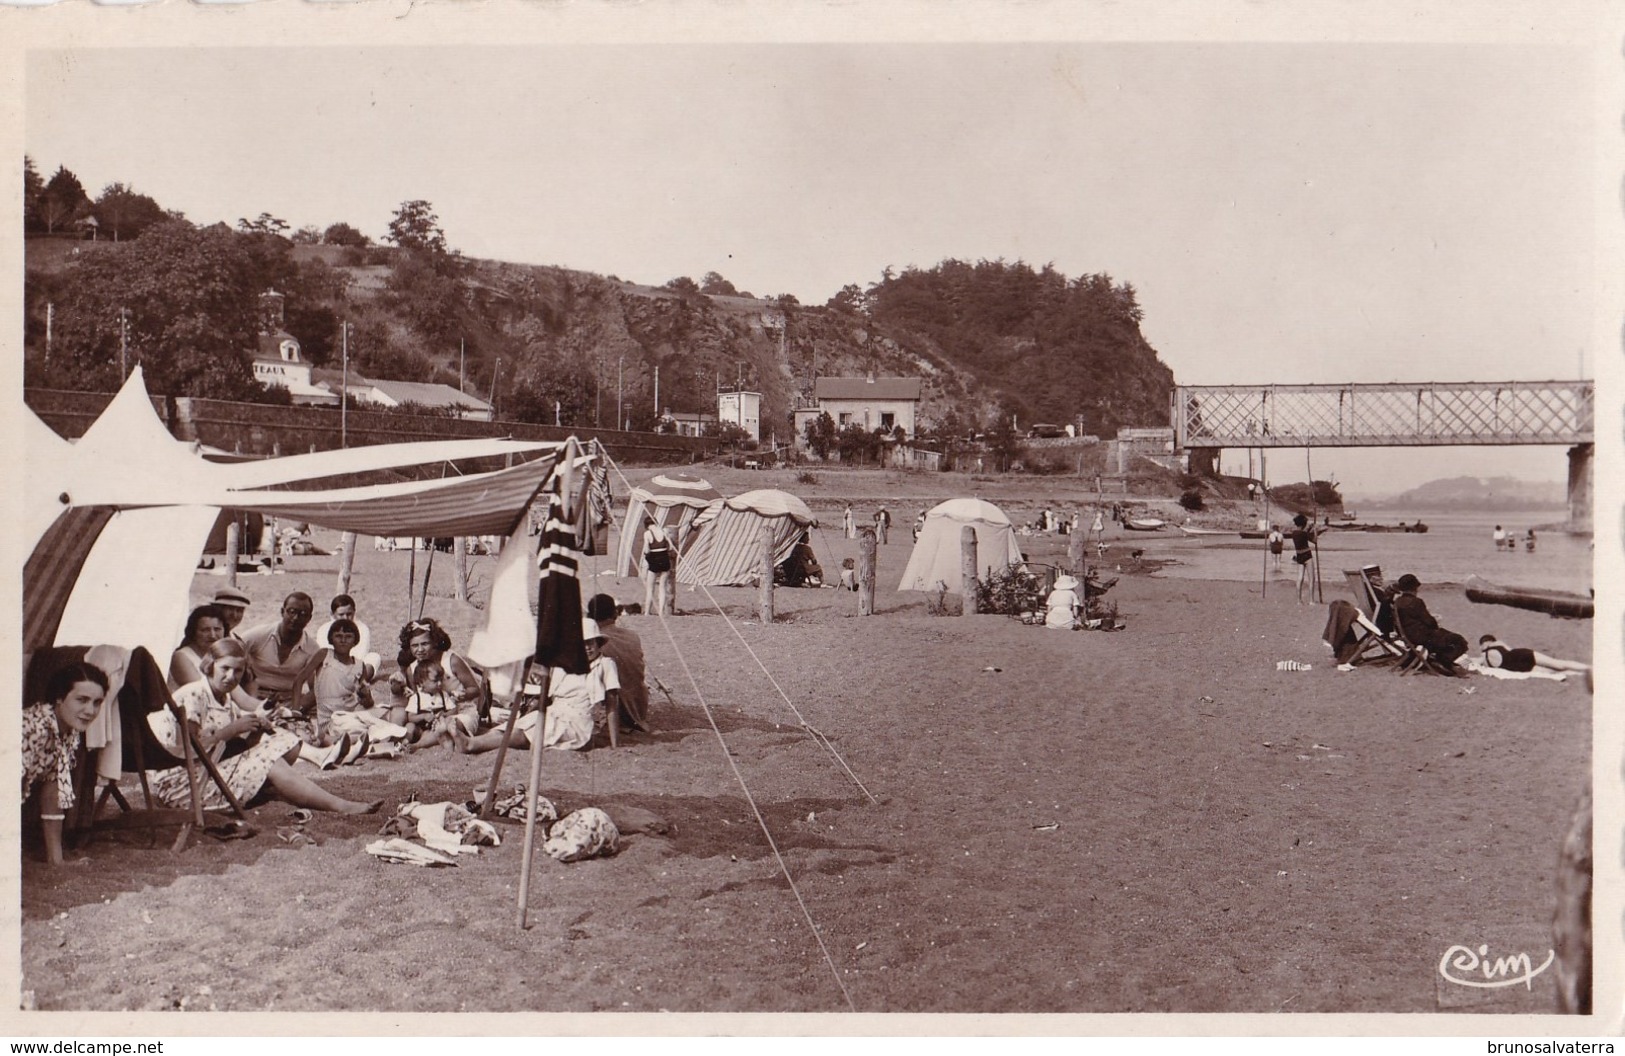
top-left (1123, 518), bottom-right (1166, 532)
top-left (1238, 529), bottom-right (1270, 540)
top-left (1177, 524), bottom-right (1232, 537)
top-left (1465, 576), bottom-right (1592, 619)
top-left (1329, 521), bottom-right (1429, 534)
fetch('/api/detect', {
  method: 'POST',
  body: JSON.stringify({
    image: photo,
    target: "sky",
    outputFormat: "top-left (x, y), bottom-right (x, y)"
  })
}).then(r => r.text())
top-left (21, 39), bottom-right (1602, 499)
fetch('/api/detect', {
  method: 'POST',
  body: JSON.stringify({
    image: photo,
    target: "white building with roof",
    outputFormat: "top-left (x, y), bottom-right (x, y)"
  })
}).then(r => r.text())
top-left (793, 375), bottom-right (923, 449)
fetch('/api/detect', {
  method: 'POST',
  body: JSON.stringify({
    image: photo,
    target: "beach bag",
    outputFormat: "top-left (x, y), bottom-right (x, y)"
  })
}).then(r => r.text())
top-left (543, 807), bottom-right (620, 862)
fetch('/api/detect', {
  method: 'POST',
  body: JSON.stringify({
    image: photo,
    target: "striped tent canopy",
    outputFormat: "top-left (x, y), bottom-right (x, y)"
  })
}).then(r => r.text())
top-left (614, 472), bottom-right (723, 578)
top-left (678, 489), bottom-right (818, 587)
top-left (24, 367), bottom-right (579, 660)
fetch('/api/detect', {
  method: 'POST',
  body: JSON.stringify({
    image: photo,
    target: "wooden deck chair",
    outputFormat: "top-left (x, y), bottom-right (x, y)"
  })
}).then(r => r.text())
top-left (1338, 567), bottom-right (1407, 666)
top-left (93, 647), bottom-right (252, 840)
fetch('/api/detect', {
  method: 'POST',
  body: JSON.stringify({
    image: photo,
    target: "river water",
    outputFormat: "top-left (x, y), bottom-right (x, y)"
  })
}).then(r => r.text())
top-left (1106, 507), bottom-right (1592, 593)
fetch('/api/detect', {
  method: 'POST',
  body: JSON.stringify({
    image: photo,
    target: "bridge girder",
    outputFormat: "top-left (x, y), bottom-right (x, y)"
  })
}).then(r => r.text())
top-left (1172, 380), bottom-right (1593, 451)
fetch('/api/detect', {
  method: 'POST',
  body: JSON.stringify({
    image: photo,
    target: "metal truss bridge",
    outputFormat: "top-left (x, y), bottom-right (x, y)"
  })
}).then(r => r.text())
top-left (1172, 381), bottom-right (1593, 450)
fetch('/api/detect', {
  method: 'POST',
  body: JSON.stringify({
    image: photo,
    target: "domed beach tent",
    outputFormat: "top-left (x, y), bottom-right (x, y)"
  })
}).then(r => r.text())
top-left (614, 471), bottom-right (724, 578)
top-left (897, 498), bottom-right (1024, 593)
top-left (678, 489), bottom-right (818, 587)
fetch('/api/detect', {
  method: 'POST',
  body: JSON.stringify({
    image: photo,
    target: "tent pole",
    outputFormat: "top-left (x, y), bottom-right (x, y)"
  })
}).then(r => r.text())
top-left (1307, 447), bottom-right (1323, 604)
top-left (516, 672), bottom-right (552, 929)
top-left (1260, 447), bottom-right (1268, 599)
top-left (407, 544), bottom-right (417, 627)
top-left (480, 676), bottom-right (528, 819)
top-left (417, 546), bottom-right (436, 620)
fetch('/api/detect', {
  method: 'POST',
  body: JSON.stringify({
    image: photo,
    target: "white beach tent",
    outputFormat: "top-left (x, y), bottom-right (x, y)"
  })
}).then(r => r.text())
top-left (23, 367), bottom-right (579, 662)
top-left (678, 489), bottom-right (818, 587)
top-left (897, 497), bottom-right (1024, 593)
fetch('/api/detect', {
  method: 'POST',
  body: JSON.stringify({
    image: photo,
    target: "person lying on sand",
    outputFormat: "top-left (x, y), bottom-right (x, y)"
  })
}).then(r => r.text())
top-left (455, 618), bottom-right (621, 754)
top-left (1477, 635), bottom-right (1589, 676)
top-left (152, 639), bottom-right (381, 814)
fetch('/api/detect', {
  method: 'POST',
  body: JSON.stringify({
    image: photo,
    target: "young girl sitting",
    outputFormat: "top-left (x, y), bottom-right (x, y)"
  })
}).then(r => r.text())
top-left (387, 618), bottom-right (483, 750)
top-left (292, 618), bottom-right (404, 762)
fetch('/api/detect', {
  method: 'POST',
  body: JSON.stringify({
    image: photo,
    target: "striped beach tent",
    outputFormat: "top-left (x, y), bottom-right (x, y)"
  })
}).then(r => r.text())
top-left (614, 471), bottom-right (723, 578)
top-left (678, 489), bottom-right (818, 587)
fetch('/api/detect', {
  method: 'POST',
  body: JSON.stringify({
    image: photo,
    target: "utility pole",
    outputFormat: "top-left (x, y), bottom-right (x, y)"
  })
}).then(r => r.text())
top-left (654, 364), bottom-right (660, 416)
top-left (459, 338), bottom-right (465, 393)
top-left (490, 357), bottom-right (501, 419)
top-left (617, 355), bottom-right (624, 430)
top-left (118, 307), bottom-right (129, 382)
top-left (595, 356), bottom-right (602, 426)
top-left (340, 321), bottom-right (350, 448)
top-left (45, 302), bottom-right (52, 362)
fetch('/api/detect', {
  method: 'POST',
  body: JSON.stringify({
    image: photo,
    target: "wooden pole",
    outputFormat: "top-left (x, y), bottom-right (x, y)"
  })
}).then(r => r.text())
top-left (454, 537), bottom-right (470, 603)
top-left (758, 524), bottom-right (775, 623)
top-left (1307, 447), bottom-right (1323, 604)
top-left (961, 525), bottom-right (979, 615)
top-left (224, 520), bottom-right (241, 589)
top-left (1260, 448), bottom-right (1269, 599)
top-left (516, 679), bottom-right (551, 929)
top-left (1067, 520), bottom-right (1085, 576)
top-left (857, 526), bottom-right (877, 616)
top-left (336, 531), bottom-right (357, 596)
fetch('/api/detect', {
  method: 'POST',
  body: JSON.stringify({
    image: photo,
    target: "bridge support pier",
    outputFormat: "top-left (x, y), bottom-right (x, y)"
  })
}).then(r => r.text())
top-left (1567, 443), bottom-right (1592, 534)
top-left (1188, 448), bottom-right (1219, 477)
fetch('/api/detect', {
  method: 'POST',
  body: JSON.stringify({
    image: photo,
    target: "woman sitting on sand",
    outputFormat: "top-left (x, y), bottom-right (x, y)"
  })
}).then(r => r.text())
top-left (387, 618), bottom-right (483, 750)
top-left (151, 639), bottom-right (380, 814)
top-left (24, 661), bottom-right (109, 865)
top-left (1477, 635), bottom-right (1589, 676)
top-left (1045, 575), bottom-right (1082, 629)
top-left (169, 604), bottom-right (228, 690)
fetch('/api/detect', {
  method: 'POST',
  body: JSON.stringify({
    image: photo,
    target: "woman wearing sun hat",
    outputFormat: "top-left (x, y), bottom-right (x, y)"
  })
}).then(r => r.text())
top-left (1045, 575), bottom-right (1083, 629)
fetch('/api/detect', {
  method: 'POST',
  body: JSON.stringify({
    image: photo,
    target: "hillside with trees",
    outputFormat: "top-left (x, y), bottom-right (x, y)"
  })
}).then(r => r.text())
top-left (23, 158), bottom-right (1177, 444)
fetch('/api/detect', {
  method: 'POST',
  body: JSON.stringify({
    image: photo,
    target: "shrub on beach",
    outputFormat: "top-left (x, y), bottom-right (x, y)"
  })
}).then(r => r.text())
top-left (1179, 489), bottom-right (1205, 511)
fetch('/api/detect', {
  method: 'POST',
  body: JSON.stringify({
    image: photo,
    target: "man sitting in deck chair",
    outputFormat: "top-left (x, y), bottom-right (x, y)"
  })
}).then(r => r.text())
top-left (1390, 573), bottom-right (1470, 674)
top-left (1326, 566), bottom-right (1407, 666)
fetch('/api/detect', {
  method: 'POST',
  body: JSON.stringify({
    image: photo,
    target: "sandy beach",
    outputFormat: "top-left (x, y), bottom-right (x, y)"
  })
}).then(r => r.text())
top-left (21, 469), bottom-right (1591, 1015)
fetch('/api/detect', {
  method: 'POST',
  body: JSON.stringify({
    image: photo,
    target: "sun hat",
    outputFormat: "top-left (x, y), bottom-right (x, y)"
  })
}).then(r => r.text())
top-left (212, 586), bottom-right (252, 607)
top-left (1394, 574), bottom-right (1421, 592)
top-left (1052, 575), bottom-right (1080, 591)
top-left (580, 617), bottom-right (607, 643)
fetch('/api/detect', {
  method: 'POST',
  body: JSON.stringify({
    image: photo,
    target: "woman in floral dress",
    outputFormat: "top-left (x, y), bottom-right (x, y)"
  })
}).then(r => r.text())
top-left (152, 639), bottom-right (380, 814)
top-left (23, 660), bottom-right (109, 865)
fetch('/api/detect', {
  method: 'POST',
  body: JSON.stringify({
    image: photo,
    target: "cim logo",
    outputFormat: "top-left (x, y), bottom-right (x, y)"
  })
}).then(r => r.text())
top-left (1438, 944), bottom-right (1555, 990)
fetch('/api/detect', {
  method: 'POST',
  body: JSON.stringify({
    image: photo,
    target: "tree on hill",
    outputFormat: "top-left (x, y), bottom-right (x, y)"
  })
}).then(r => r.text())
top-left (664, 275), bottom-right (700, 296)
top-left (37, 165), bottom-right (91, 235)
top-left (323, 222), bottom-right (370, 247)
top-left (387, 199), bottom-right (448, 255)
top-left (93, 183), bottom-right (167, 242)
top-left (862, 258), bottom-right (1172, 435)
top-left (23, 156), bottom-right (44, 234)
top-left (700, 271), bottom-right (738, 296)
top-left (31, 219), bottom-right (269, 399)
top-left (237, 212), bottom-right (290, 237)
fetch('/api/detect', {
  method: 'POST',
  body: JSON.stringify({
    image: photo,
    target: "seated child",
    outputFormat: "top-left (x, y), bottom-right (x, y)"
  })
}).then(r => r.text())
top-left (456, 618), bottom-right (621, 754)
top-left (386, 618), bottom-right (482, 750)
